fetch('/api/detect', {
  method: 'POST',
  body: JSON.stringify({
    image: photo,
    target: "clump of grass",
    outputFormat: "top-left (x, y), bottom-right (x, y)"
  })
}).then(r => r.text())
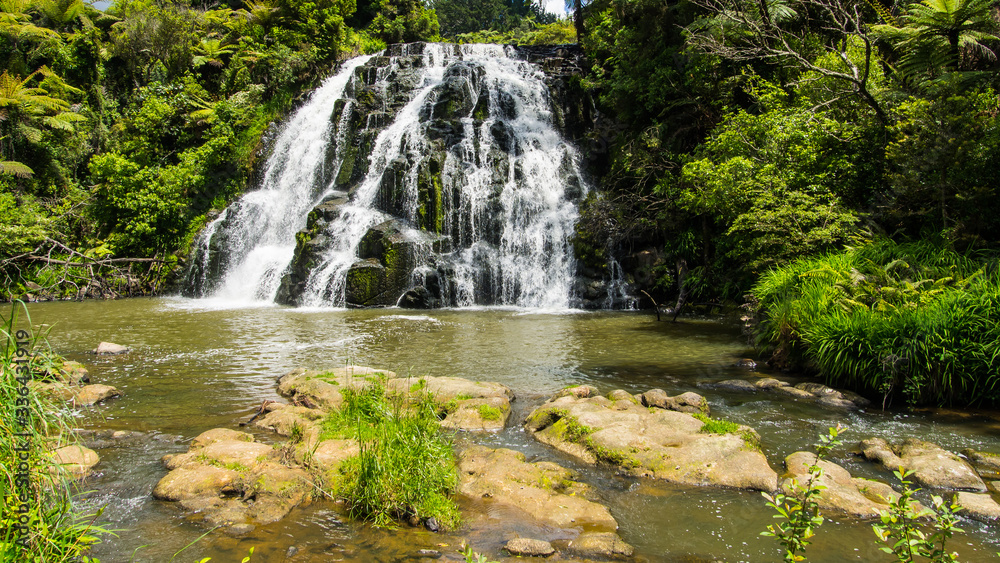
top-left (692, 413), bottom-right (741, 434)
top-left (753, 238), bottom-right (1000, 407)
top-left (476, 404), bottom-right (503, 421)
top-left (1, 301), bottom-right (113, 560)
top-left (326, 382), bottom-right (459, 529)
top-left (692, 413), bottom-right (760, 451)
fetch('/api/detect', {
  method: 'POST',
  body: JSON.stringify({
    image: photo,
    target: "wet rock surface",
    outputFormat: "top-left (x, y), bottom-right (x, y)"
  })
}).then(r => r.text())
top-left (859, 438), bottom-right (987, 492)
top-left (525, 389), bottom-right (777, 491)
top-left (781, 452), bottom-right (896, 518)
top-left (699, 377), bottom-right (870, 410)
top-left (955, 491), bottom-right (1000, 522)
top-left (153, 428), bottom-right (314, 529)
top-left (459, 446), bottom-right (618, 532)
top-left (51, 444), bottom-right (100, 478)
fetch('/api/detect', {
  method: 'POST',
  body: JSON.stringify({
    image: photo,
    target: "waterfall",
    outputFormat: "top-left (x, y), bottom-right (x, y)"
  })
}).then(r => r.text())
top-left (186, 43), bottom-right (596, 309)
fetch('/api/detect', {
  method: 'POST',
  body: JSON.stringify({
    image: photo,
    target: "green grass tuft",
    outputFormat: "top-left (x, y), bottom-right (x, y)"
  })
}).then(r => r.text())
top-left (476, 404), bottom-right (503, 421)
top-left (322, 381), bottom-right (460, 529)
top-left (752, 238), bottom-right (1000, 407)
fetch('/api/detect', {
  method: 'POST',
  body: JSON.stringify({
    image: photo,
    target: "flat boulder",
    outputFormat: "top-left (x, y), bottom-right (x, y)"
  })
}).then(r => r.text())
top-left (702, 379), bottom-right (757, 393)
top-left (459, 446), bottom-right (618, 532)
top-left (385, 376), bottom-right (515, 432)
top-left (153, 465), bottom-right (240, 501)
top-left (525, 390), bottom-right (777, 492)
top-left (753, 378), bottom-right (789, 390)
top-left (782, 451), bottom-right (895, 518)
top-left (640, 389), bottom-right (710, 415)
top-left (859, 438), bottom-right (986, 492)
top-left (771, 385), bottom-right (816, 400)
top-left (566, 531), bottom-right (634, 560)
top-left (254, 405), bottom-right (325, 446)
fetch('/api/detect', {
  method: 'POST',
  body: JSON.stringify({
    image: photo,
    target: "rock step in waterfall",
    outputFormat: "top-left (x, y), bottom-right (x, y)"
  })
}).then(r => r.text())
top-left (185, 42), bottom-right (632, 309)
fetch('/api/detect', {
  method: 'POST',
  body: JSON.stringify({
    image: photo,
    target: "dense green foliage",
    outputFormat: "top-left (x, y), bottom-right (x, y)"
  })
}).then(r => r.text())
top-left (0, 0), bottom-right (442, 300)
top-left (1, 302), bottom-right (112, 560)
top-left (753, 239), bottom-right (1000, 406)
top-left (320, 380), bottom-right (460, 528)
top-left (576, 0), bottom-right (1000, 303)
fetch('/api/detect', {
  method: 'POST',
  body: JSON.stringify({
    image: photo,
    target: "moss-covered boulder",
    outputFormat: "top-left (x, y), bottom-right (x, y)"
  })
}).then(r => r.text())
top-left (525, 389), bottom-right (777, 492)
top-left (386, 376), bottom-right (515, 432)
top-left (275, 194), bottom-right (350, 305)
top-left (345, 220), bottom-right (447, 307)
top-left (276, 366), bottom-right (397, 410)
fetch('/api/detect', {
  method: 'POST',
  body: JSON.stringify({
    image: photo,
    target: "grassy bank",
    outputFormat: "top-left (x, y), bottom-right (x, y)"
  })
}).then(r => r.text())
top-left (1, 302), bottom-right (111, 560)
top-left (752, 239), bottom-right (1000, 408)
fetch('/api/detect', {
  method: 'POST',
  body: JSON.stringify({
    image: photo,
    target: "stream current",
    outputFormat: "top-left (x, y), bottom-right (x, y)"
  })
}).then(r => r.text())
top-left (23, 298), bottom-right (1000, 562)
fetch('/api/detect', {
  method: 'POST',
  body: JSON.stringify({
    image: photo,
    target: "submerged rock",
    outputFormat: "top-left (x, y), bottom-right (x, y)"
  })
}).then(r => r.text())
top-left (859, 438), bottom-right (987, 492)
top-left (94, 342), bottom-right (130, 355)
top-left (961, 448), bottom-right (1000, 479)
top-left (58, 361), bottom-right (90, 385)
top-left (51, 445), bottom-right (100, 478)
top-left (525, 389), bottom-right (777, 491)
top-left (567, 531), bottom-right (635, 560)
top-left (74, 384), bottom-right (122, 406)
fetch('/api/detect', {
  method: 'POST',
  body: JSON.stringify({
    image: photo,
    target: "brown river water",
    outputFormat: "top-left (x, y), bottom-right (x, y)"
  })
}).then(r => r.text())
top-left (22, 298), bottom-right (1000, 562)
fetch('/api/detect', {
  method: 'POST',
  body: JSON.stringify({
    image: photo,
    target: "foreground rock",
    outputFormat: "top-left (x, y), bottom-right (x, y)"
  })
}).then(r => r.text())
top-left (782, 452), bottom-right (896, 518)
top-left (460, 446), bottom-right (633, 559)
top-left (276, 366), bottom-right (514, 431)
top-left (860, 438), bottom-right (987, 492)
top-left (153, 428), bottom-right (314, 531)
top-left (459, 446), bottom-right (619, 531)
top-left (51, 445), bottom-right (100, 478)
top-left (525, 389), bottom-right (777, 492)
top-left (94, 342), bottom-right (130, 355)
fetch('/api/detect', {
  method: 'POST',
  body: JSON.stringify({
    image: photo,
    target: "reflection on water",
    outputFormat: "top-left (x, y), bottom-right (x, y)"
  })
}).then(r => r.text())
top-left (24, 298), bottom-right (1000, 562)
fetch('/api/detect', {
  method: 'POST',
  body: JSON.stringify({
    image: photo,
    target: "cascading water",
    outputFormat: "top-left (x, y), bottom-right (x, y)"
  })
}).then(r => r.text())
top-left (186, 43), bottom-right (599, 309)
top-left (184, 55), bottom-right (372, 301)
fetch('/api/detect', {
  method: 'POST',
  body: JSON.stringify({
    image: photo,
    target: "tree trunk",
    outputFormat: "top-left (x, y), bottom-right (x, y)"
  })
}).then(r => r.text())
top-left (574, 0), bottom-right (585, 41)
